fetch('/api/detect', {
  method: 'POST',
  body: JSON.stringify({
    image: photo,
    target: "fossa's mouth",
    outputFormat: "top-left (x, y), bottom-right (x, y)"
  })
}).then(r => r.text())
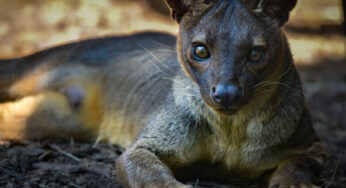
top-left (200, 92), bottom-right (247, 116)
top-left (208, 94), bottom-right (253, 116)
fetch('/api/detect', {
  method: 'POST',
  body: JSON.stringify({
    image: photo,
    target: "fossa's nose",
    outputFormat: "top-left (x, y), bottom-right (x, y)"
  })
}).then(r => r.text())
top-left (211, 84), bottom-right (242, 108)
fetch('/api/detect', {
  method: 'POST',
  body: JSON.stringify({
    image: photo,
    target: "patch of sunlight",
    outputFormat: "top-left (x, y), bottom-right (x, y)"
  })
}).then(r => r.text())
top-left (40, 1), bottom-right (68, 26)
top-left (0, 23), bottom-right (8, 37)
top-left (288, 34), bottom-right (345, 64)
top-left (322, 7), bottom-right (343, 21)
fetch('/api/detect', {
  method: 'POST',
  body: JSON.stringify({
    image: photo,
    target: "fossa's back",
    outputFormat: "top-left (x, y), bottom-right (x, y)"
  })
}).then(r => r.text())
top-left (0, 32), bottom-right (180, 146)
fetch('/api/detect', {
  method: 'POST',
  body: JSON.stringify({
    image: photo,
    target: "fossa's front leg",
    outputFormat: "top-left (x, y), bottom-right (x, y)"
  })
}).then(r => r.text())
top-left (116, 143), bottom-right (191, 188)
top-left (115, 109), bottom-right (196, 188)
top-left (269, 156), bottom-right (324, 188)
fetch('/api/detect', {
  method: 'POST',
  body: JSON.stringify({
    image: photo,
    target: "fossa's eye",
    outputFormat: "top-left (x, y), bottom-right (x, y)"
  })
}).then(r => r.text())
top-left (193, 44), bottom-right (210, 60)
top-left (248, 48), bottom-right (264, 63)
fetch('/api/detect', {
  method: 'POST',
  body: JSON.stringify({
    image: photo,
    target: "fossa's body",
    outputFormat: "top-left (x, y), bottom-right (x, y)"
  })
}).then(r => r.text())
top-left (0, 32), bottom-right (179, 147)
top-left (0, 0), bottom-right (325, 187)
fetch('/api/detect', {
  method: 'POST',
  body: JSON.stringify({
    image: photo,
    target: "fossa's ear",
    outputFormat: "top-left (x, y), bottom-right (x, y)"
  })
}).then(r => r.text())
top-left (247, 0), bottom-right (297, 26)
top-left (165, 0), bottom-right (212, 23)
top-left (165, 0), bottom-right (192, 22)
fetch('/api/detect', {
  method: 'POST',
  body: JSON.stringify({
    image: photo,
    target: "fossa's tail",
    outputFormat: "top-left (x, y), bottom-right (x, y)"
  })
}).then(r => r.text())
top-left (0, 58), bottom-right (38, 101)
top-left (0, 92), bottom-right (95, 141)
top-left (0, 59), bottom-right (18, 101)
top-left (0, 56), bottom-right (51, 102)
top-left (0, 57), bottom-right (103, 141)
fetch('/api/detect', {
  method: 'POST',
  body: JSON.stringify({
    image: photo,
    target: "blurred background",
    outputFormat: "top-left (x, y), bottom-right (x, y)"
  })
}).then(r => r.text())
top-left (0, 0), bottom-right (345, 187)
top-left (0, 0), bottom-right (344, 62)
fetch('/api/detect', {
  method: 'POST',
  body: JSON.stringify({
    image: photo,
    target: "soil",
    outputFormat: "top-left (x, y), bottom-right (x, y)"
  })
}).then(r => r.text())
top-left (0, 0), bottom-right (345, 187)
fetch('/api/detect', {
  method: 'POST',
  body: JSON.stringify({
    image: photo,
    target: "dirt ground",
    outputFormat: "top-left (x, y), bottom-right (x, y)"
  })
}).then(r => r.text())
top-left (0, 0), bottom-right (345, 187)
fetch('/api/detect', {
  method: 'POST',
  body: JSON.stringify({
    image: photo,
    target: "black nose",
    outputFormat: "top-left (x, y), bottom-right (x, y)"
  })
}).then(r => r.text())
top-left (211, 84), bottom-right (242, 108)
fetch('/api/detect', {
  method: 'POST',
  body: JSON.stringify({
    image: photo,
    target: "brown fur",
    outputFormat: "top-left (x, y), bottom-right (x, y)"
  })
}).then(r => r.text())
top-left (0, 1), bottom-right (325, 187)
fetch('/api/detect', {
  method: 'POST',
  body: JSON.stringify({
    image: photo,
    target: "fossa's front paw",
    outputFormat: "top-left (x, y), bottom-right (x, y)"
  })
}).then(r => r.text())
top-left (269, 156), bottom-right (324, 188)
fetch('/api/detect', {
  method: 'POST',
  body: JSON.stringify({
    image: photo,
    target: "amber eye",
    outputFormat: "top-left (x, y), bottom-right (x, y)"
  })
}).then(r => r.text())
top-left (193, 44), bottom-right (211, 60)
top-left (248, 48), bottom-right (264, 63)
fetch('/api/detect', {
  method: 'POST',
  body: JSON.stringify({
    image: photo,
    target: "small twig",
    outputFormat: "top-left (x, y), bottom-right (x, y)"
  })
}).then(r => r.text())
top-left (253, 0), bottom-right (263, 13)
top-left (0, 167), bottom-right (22, 179)
top-left (38, 151), bottom-right (51, 160)
top-left (51, 144), bottom-right (81, 162)
top-left (194, 178), bottom-right (199, 188)
top-left (38, 184), bottom-right (50, 188)
top-left (70, 137), bottom-right (74, 148)
top-left (325, 151), bottom-right (343, 188)
top-left (68, 183), bottom-right (82, 188)
top-left (92, 134), bottom-right (103, 148)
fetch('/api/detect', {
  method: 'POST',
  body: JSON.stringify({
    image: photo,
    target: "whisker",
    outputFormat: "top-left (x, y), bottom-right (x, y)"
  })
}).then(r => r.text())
top-left (253, 81), bottom-right (273, 88)
top-left (173, 88), bottom-right (199, 95)
top-left (152, 49), bottom-right (177, 53)
top-left (137, 43), bottom-right (175, 73)
top-left (173, 87), bottom-right (199, 91)
top-left (178, 93), bottom-right (200, 98)
top-left (163, 77), bottom-right (197, 88)
top-left (261, 82), bottom-right (292, 89)
top-left (279, 65), bottom-right (293, 79)
top-left (182, 94), bottom-right (199, 98)
top-left (147, 58), bottom-right (171, 76)
top-left (253, 81), bottom-right (291, 90)
top-left (171, 88), bottom-right (200, 97)
top-left (253, 65), bottom-right (293, 89)
top-left (149, 39), bottom-right (172, 48)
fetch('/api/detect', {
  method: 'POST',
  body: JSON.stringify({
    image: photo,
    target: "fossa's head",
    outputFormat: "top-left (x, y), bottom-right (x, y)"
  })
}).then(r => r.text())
top-left (166, 0), bottom-right (296, 115)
